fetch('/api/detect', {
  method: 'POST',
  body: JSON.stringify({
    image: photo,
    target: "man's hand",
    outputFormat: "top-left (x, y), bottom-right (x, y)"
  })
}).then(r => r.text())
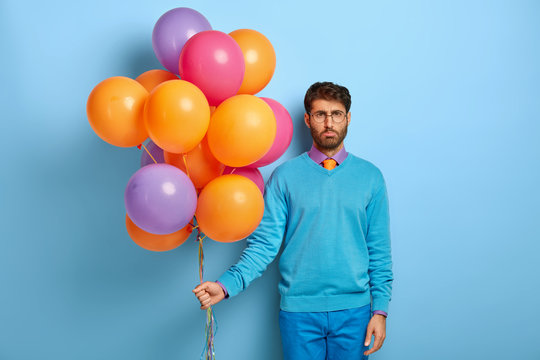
top-left (364, 314), bottom-right (387, 356)
top-left (192, 281), bottom-right (226, 310)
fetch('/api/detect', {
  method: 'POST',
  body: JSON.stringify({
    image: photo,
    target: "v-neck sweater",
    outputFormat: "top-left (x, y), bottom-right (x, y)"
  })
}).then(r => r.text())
top-left (218, 152), bottom-right (393, 313)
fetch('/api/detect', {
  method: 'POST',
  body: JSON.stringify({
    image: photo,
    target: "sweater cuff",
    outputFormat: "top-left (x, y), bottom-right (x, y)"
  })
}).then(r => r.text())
top-left (372, 297), bottom-right (390, 314)
top-left (217, 271), bottom-right (241, 297)
top-left (216, 280), bottom-right (229, 299)
top-left (373, 310), bottom-right (387, 317)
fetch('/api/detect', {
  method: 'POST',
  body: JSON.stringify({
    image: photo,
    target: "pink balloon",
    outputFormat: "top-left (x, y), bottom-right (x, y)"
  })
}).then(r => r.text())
top-left (179, 30), bottom-right (245, 106)
top-left (223, 166), bottom-right (264, 194)
top-left (249, 97), bottom-right (294, 167)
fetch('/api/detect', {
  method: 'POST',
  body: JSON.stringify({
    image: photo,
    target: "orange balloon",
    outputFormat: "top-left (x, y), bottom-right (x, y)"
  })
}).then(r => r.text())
top-left (136, 69), bottom-right (179, 92)
top-left (164, 136), bottom-right (225, 190)
top-left (87, 76), bottom-right (148, 147)
top-left (207, 95), bottom-right (276, 167)
top-left (144, 80), bottom-right (210, 154)
top-left (229, 29), bottom-right (276, 95)
top-left (196, 175), bottom-right (264, 242)
top-left (126, 214), bottom-right (192, 251)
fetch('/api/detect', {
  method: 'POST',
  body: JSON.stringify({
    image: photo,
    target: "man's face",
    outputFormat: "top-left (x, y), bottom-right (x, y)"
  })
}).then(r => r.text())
top-left (304, 99), bottom-right (351, 151)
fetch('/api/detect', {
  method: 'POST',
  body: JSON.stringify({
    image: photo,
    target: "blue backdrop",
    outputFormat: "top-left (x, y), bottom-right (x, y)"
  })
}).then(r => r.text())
top-left (1, 1), bottom-right (539, 359)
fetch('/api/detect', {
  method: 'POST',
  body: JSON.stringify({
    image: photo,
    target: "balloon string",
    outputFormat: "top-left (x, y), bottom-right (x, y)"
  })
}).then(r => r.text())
top-left (182, 154), bottom-right (191, 179)
top-left (141, 143), bottom-right (157, 164)
top-left (205, 307), bottom-right (217, 360)
top-left (197, 227), bottom-right (216, 360)
top-left (198, 230), bottom-right (205, 284)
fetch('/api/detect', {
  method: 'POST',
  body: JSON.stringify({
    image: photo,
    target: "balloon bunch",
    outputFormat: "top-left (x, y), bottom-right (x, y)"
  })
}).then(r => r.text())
top-left (86, 7), bottom-right (293, 360)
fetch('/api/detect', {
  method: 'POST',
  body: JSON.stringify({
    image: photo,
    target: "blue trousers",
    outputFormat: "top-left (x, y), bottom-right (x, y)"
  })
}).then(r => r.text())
top-left (279, 305), bottom-right (371, 360)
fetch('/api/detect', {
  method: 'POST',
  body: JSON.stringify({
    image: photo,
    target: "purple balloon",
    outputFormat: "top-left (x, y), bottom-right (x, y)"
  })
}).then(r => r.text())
top-left (140, 140), bottom-right (165, 167)
top-left (125, 164), bottom-right (197, 235)
top-left (152, 7), bottom-right (212, 74)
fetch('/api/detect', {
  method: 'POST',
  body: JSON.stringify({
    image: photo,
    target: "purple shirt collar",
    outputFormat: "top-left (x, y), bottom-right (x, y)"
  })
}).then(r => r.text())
top-left (307, 145), bottom-right (348, 165)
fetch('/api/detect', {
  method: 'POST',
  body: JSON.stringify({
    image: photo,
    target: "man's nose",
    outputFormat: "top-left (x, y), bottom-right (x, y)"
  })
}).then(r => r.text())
top-left (323, 115), bottom-right (333, 127)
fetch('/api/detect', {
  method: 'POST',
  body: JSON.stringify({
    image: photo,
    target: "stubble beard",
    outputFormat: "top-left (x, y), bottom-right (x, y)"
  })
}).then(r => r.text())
top-left (311, 125), bottom-right (348, 151)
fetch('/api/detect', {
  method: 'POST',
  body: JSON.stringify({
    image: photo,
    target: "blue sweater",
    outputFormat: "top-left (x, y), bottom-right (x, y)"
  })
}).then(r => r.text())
top-left (218, 152), bottom-right (393, 313)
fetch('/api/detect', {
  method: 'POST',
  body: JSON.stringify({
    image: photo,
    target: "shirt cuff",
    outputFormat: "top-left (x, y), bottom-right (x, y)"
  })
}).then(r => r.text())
top-left (373, 310), bottom-right (388, 317)
top-left (216, 280), bottom-right (229, 299)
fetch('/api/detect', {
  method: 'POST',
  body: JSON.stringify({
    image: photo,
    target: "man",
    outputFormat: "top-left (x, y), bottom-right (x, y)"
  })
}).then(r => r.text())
top-left (194, 82), bottom-right (393, 359)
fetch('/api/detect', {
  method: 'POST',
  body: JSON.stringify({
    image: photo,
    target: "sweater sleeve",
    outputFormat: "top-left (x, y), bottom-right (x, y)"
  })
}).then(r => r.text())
top-left (217, 171), bottom-right (288, 297)
top-left (365, 178), bottom-right (393, 313)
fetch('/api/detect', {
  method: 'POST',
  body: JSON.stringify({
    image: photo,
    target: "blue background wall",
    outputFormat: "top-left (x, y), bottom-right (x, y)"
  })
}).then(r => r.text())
top-left (1, 1), bottom-right (539, 359)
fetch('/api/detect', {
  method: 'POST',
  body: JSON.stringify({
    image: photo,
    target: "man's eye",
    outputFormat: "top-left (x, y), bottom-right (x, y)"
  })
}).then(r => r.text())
top-left (332, 111), bottom-right (344, 117)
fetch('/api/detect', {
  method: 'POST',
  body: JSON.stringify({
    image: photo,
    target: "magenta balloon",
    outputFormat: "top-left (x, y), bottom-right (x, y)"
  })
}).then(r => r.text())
top-left (249, 97), bottom-right (294, 167)
top-left (140, 140), bottom-right (165, 167)
top-left (223, 166), bottom-right (265, 194)
top-left (125, 164), bottom-right (197, 235)
top-left (152, 7), bottom-right (212, 74)
top-left (179, 30), bottom-right (245, 106)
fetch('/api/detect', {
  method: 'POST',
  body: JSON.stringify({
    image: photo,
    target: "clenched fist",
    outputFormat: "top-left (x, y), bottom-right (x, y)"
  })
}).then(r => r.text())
top-left (193, 281), bottom-right (226, 310)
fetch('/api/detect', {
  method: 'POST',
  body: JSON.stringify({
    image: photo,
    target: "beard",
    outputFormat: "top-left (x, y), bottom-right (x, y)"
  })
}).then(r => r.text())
top-left (311, 124), bottom-right (348, 150)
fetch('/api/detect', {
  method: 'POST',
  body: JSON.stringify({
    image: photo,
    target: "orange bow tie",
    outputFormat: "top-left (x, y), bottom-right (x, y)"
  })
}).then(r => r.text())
top-left (322, 158), bottom-right (337, 170)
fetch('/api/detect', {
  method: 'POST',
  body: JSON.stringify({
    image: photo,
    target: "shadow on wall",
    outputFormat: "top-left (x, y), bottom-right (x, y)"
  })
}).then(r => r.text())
top-left (126, 33), bottom-right (169, 79)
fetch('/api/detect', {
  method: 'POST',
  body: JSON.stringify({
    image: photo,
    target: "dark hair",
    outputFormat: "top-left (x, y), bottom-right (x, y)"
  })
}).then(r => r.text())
top-left (304, 82), bottom-right (352, 113)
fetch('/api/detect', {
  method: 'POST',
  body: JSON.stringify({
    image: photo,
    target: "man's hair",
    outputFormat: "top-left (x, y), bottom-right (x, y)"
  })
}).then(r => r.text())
top-left (304, 82), bottom-right (352, 113)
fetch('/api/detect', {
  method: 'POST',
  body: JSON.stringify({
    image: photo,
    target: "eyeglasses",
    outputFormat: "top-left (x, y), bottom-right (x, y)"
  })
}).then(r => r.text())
top-left (309, 110), bottom-right (347, 123)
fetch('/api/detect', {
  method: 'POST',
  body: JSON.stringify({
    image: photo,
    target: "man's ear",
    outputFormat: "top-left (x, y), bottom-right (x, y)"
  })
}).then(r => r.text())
top-left (304, 113), bottom-right (310, 128)
top-left (347, 112), bottom-right (351, 126)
